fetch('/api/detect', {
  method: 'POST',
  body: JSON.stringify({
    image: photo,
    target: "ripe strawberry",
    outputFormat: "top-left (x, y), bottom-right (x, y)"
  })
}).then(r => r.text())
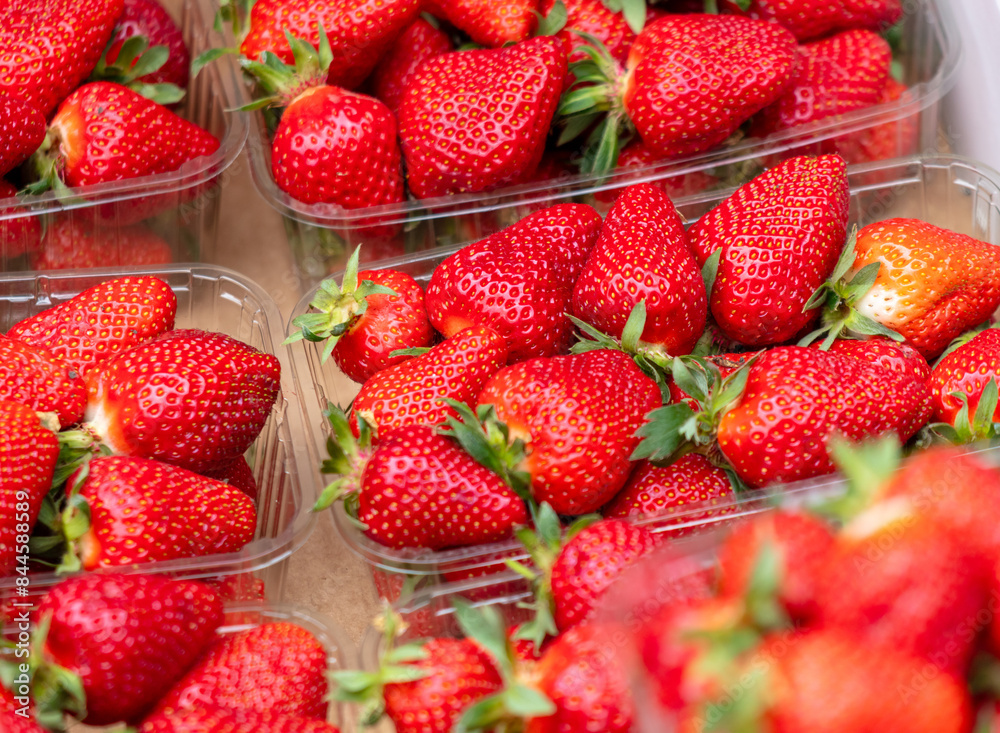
top-left (687, 154), bottom-right (850, 347)
top-left (0, 336), bottom-right (86, 427)
top-left (819, 336), bottom-right (932, 381)
top-left (200, 456), bottom-right (258, 502)
top-left (478, 349), bottom-right (662, 515)
top-left (290, 250), bottom-right (433, 383)
top-left (591, 141), bottom-right (719, 208)
top-left (715, 346), bottom-right (931, 487)
top-left (0, 0), bottom-right (125, 116)
top-left (572, 182), bottom-right (707, 356)
top-left (425, 0), bottom-right (538, 47)
top-left (602, 454), bottom-right (737, 528)
top-left (240, 0), bottom-right (421, 90)
top-left (33, 573), bottom-right (223, 726)
top-left (151, 622), bottom-right (329, 720)
top-left (140, 706), bottom-right (341, 733)
top-left (0, 685), bottom-right (45, 733)
top-left (0, 94), bottom-right (44, 178)
top-left (559, 14), bottom-right (796, 171)
top-left (0, 402), bottom-right (58, 575)
top-left (60, 455), bottom-right (257, 571)
top-left (84, 329), bottom-right (280, 474)
top-left (398, 37), bottom-right (567, 199)
top-left (832, 77), bottom-right (917, 165)
top-left (0, 180), bottom-right (42, 261)
top-left (30, 218), bottom-right (173, 271)
top-left (720, 0), bottom-right (903, 42)
top-left (369, 17), bottom-right (453, 114)
top-left (6, 275), bottom-right (177, 375)
top-left (929, 328), bottom-right (1000, 427)
top-left (540, 0), bottom-right (636, 82)
top-left (352, 326), bottom-right (507, 438)
top-left (807, 218), bottom-right (1000, 360)
top-left (104, 0), bottom-right (190, 90)
top-left (752, 29), bottom-right (891, 136)
top-left (426, 204), bottom-right (602, 362)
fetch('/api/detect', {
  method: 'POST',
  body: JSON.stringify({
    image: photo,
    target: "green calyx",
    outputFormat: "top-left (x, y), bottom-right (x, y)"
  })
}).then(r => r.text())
top-left (924, 380), bottom-right (1000, 446)
top-left (285, 246), bottom-right (398, 363)
top-left (22, 128), bottom-right (72, 198)
top-left (797, 228), bottom-right (906, 350)
top-left (89, 34), bottom-right (186, 105)
top-left (313, 403), bottom-right (375, 513)
top-left (25, 614), bottom-right (89, 730)
top-left (600, 0), bottom-right (648, 34)
top-left (235, 24), bottom-right (335, 110)
top-left (813, 434), bottom-right (903, 525)
top-left (534, 0), bottom-right (569, 37)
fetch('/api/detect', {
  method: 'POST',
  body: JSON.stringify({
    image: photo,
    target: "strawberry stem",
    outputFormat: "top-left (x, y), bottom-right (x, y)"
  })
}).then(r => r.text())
top-left (314, 404), bottom-right (374, 511)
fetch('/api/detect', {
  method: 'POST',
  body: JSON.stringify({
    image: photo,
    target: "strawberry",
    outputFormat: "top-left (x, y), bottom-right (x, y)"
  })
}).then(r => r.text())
top-left (687, 154), bottom-right (850, 347)
top-left (0, 336), bottom-right (87, 427)
top-left (32, 573), bottom-right (223, 727)
top-left (84, 329), bottom-right (280, 474)
top-left (140, 706), bottom-right (341, 733)
top-left (478, 349), bottom-right (662, 515)
top-left (426, 204), bottom-right (602, 362)
top-left (200, 456), bottom-right (258, 502)
top-left (819, 336), bottom-right (932, 381)
top-left (558, 14), bottom-right (796, 172)
top-left (58, 455), bottom-right (257, 571)
top-left (425, 0), bottom-right (538, 47)
top-left (369, 17), bottom-right (453, 115)
top-left (151, 622), bottom-right (329, 720)
top-left (0, 0), bottom-right (125, 116)
top-left (29, 218), bottom-right (173, 271)
top-left (720, 0), bottom-right (903, 42)
top-left (591, 141), bottom-right (719, 208)
top-left (398, 37), bottom-right (567, 199)
top-left (831, 77), bottom-right (917, 165)
top-left (352, 326), bottom-right (507, 438)
top-left (0, 94), bottom-right (44, 178)
top-left (289, 249), bottom-right (434, 383)
top-left (0, 685), bottom-right (45, 733)
top-left (805, 218), bottom-right (1000, 360)
top-left (572, 182), bottom-right (707, 357)
top-left (240, 0), bottom-right (421, 90)
top-left (929, 328), bottom-right (1000, 428)
top-left (103, 0), bottom-right (190, 90)
top-left (0, 402), bottom-right (58, 575)
top-left (0, 180), bottom-right (42, 261)
top-left (5, 275), bottom-right (177, 376)
top-left (539, 0), bottom-right (636, 82)
top-left (602, 453), bottom-right (737, 527)
top-left (751, 29), bottom-right (891, 136)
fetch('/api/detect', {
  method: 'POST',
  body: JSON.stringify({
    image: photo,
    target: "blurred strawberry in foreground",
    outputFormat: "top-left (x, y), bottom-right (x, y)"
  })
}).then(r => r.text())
top-left (0, 685), bottom-right (45, 733)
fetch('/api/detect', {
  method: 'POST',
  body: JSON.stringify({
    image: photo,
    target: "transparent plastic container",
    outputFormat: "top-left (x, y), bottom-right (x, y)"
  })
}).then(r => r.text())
top-left (247, 0), bottom-right (960, 282)
top-left (0, 0), bottom-right (248, 270)
top-left (0, 265), bottom-right (317, 603)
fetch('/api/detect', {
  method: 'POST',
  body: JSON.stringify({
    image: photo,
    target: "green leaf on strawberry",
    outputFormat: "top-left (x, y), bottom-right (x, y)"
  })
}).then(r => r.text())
top-left (89, 34), bottom-right (186, 105)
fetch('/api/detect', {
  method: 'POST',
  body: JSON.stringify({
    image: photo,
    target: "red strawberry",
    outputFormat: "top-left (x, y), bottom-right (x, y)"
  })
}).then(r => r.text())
top-left (240, 0), bottom-right (421, 90)
top-left (592, 141), bottom-right (719, 209)
top-left (752, 29), bottom-right (891, 135)
top-left (61, 455), bottom-right (257, 570)
top-left (540, 0), bottom-right (636, 81)
top-left (478, 349), bottom-right (662, 515)
top-left (0, 180), bottom-right (42, 261)
top-left (715, 346), bottom-right (931, 487)
top-left (820, 336), bottom-right (932, 381)
top-left (602, 454), bottom-right (737, 528)
top-left (832, 77), bottom-right (917, 165)
top-left (0, 336), bottom-right (87, 427)
top-left (720, 0), bottom-right (903, 42)
top-left (140, 706), bottom-right (341, 733)
top-left (930, 328), bottom-right (1000, 427)
top-left (688, 154), bottom-right (850, 347)
top-left (425, 0), bottom-right (538, 47)
top-left (398, 37), bottom-right (567, 199)
top-left (0, 402), bottom-right (58, 575)
top-left (200, 456), bottom-right (258, 502)
top-left (0, 685), bottom-right (45, 733)
top-left (810, 219), bottom-right (1000, 360)
top-left (0, 94), bottom-right (44, 178)
top-left (426, 204), bottom-right (602, 362)
top-left (352, 326), bottom-right (507, 438)
top-left (150, 622), bottom-right (329, 720)
top-left (30, 218), bottom-right (173, 271)
top-left (33, 574), bottom-right (223, 726)
top-left (0, 0), bottom-right (125, 116)
top-left (5, 275), bottom-right (177, 376)
top-left (572, 182), bottom-right (707, 356)
top-left (84, 329), bottom-right (280, 473)
top-left (369, 17), bottom-right (453, 114)
top-left (559, 14), bottom-right (796, 171)
top-left (104, 0), bottom-right (190, 90)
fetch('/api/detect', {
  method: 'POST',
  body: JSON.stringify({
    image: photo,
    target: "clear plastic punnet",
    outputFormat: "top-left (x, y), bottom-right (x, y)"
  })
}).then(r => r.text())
top-left (0, 265), bottom-right (317, 604)
top-left (288, 154), bottom-right (1000, 592)
top-left (248, 0), bottom-right (960, 282)
top-left (0, 0), bottom-right (248, 270)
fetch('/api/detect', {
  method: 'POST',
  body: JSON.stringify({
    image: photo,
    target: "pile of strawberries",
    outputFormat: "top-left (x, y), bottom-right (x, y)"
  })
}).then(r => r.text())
top-left (0, 0), bottom-right (219, 269)
top-left (1, 571), bottom-right (339, 732)
top-left (0, 275), bottom-right (281, 584)
top-left (291, 152), bottom-right (1000, 560)
top-left (338, 440), bottom-right (1000, 732)
top-left (229, 0), bottom-right (910, 226)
